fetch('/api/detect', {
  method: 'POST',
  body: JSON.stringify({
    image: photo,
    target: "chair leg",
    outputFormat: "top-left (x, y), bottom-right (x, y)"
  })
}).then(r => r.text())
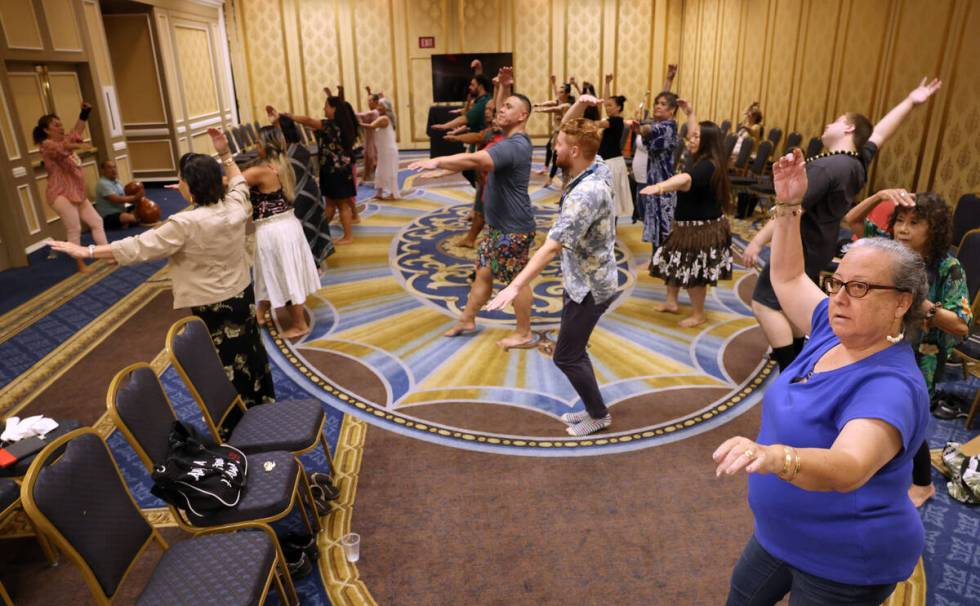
top-left (965, 384), bottom-right (980, 430)
top-left (320, 433), bottom-right (336, 477)
top-left (26, 517), bottom-right (59, 567)
top-left (0, 579), bottom-right (12, 606)
top-left (270, 555), bottom-right (292, 606)
top-left (297, 471), bottom-right (321, 533)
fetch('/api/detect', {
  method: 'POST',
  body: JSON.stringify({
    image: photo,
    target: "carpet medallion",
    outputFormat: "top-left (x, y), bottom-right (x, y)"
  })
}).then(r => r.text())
top-left (267, 170), bottom-right (773, 457)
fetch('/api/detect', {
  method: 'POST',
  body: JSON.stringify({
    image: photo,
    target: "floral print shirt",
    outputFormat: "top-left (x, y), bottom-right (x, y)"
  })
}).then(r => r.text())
top-left (548, 158), bottom-right (618, 304)
top-left (316, 119), bottom-right (352, 176)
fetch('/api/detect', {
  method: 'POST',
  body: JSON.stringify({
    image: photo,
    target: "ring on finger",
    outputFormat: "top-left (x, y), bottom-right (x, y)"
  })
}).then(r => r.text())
top-left (742, 449), bottom-right (755, 459)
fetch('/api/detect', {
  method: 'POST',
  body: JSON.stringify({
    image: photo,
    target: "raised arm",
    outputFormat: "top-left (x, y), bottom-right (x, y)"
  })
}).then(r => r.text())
top-left (73, 101), bottom-right (92, 137)
top-left (561, 94), bottom-right (601, 126)
top-left (603, 73), bottom-right (613, 99)
top-left (844, 188), bottom-right (914, 235)
top-left (550, 74), bottom-right (558, 99)
top-left (360, 116), bottom-right (391, 130)
top-left (282, 111), bottom-right (323, 131)
top-left (677, 98), bottom-right (698, 139)
top-left (568, 76), bottom-right (581, 95)
top-left (662, 64), bottom-right (677, 92)
top-left (769, 149), bottom-right (825, 335)
top-left (869, 78), bottom-right (941, 148)
top-left (638, 172), bottom-right (692, 196)
top-left (494, 66), bottom-right (513, 112)
top-left (408, 150), bottom-right (494, 174)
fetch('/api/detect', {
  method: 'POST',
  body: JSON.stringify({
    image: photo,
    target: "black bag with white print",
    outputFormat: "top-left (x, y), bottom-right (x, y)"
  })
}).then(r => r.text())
top-left (150, 421), bottom-right (247, 519)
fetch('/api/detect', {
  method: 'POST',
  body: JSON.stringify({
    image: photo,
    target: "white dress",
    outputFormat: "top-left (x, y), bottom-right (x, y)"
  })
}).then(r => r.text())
top-left (251, 188), bottom-right (320, 309)
top-left (373, 119), bottom-right (399, 197)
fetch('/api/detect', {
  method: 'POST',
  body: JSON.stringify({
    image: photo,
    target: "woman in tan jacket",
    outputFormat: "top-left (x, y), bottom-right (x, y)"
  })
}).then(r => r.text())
top-left (50, 128), bottom-right (275, 408)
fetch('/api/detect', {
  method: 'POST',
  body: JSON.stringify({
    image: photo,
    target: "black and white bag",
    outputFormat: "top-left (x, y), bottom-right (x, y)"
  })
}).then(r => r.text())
top-left (150, 421), bottom-right (248, 519)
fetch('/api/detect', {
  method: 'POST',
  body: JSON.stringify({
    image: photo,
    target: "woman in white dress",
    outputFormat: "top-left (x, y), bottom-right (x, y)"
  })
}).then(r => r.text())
top-left (247, 127), bottom-right (321, 338)
top-left (360, 98), bottom-right (400, 200)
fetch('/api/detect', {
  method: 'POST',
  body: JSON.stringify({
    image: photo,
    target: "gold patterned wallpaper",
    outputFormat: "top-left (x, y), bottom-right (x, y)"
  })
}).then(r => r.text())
top-left (173, 25), bottom-right (220, 119)
top-left (224, 0), bottom-right (980, 204)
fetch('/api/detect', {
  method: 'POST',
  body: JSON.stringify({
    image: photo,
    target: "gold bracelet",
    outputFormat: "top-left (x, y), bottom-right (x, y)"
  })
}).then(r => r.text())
top-left (778, 445), bottom-right (793, 477)
top-left (793, 448), bottom-right (801, 478)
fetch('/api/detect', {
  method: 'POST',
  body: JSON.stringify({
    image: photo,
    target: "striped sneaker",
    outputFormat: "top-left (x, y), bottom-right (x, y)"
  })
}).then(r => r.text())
top-left (560, 410), bottom-right (591, 425)
top-left (566, 414), bottom-right (612, 436)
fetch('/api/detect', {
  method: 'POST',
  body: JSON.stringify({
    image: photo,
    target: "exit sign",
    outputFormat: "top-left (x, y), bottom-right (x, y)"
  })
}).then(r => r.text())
top-left (419, 36), bottom-right (435, 49)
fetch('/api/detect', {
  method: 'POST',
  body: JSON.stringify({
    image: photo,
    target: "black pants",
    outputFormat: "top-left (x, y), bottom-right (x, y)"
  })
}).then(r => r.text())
top-left (544, 137), bottom-right (554, 168)
top-left (554, 292), bottom-right (613, 419)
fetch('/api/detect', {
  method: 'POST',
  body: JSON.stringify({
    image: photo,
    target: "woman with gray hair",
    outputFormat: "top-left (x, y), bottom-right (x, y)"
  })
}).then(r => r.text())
top-left (360, 96), bottom-right (400, 200)
top-left (714, 148), bottom-right (930, 605)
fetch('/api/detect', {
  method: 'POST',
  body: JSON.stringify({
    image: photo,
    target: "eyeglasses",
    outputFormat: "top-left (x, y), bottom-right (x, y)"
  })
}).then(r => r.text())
top-left (822, 276), bottom-right (910, 298)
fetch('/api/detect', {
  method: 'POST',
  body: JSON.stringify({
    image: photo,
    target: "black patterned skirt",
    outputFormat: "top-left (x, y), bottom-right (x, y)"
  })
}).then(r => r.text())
top-left (190, 283), bottom-right (276, 410)
top-left (650, 216), bottom-right (733, 287)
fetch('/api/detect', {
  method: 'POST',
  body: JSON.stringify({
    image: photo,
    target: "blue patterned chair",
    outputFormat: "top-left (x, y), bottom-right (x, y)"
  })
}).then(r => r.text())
top-left (165, 317), bottom-right (335, 474)
top-left (19, 428), bottom-right (296, 605)
top-left (107, 363), bottom-right (321, 543)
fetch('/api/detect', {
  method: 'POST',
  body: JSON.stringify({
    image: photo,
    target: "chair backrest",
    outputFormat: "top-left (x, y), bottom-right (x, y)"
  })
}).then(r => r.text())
top-left (166, 317), bottom-right (240, 439)
top-left (732, 137), bottom-right (754, 169)
top-left (805, 136), bottom-right (823, 158)
top-left (245, 123), bottom-right (259, 145)
top-left (724, 133), bottom-right (737, 157)
top-left (231, 125), bottom-right (248, 149)
top-left (223, 128), bottom-right (239, 154)
top-left (719, 119), bottom-right (731, 135)
top-left (749, 141), bottom-right (773, 175)
top-left (107, 363), bottom-right (179, 470)
top-left (953, 194), bottom-right (980, 250)
top-left (782, 131), bottom-right (802, 154)
top-left (21, 429), bottom-right (160, 604)
top-left (957, 229), bottom-right (980, 304)
top-left (766, 127), bottom-right (782, 147)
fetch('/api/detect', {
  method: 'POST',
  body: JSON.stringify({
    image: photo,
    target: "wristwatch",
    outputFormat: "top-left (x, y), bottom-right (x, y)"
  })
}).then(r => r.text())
top-left (88, 244), bottom-right (95, 258)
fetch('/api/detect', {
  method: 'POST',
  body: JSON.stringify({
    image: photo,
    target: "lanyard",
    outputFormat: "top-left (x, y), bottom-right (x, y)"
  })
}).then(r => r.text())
top-left (559, 163), bottom-right (598, 207)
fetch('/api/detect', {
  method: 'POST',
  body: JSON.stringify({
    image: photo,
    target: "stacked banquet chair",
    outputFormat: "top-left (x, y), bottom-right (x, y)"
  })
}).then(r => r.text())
top-left (164, 317), bottom-right (335, 479)
top-left (106, 362), bottom-right (321, 588)
top-left (731, 140), bottom-right (773, 220)
top-left (805, 136), bottom-right (823, 158)
top-left (951, 227), bottom-right (980, 428)
top-left (0, 479), bottom-right (18, 605)
top-left (19, 427), bottom-right (296, 605)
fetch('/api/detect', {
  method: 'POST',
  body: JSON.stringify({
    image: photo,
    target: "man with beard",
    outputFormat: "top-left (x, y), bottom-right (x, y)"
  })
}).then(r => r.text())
top-left (410, 68), bottom-right (538, 351)
top-left (486, 118), bottom-right (617, 437)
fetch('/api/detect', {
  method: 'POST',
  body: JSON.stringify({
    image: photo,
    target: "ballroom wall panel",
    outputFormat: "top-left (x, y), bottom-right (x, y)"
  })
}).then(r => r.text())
top-left (103, 0), bottom-right (979, 202)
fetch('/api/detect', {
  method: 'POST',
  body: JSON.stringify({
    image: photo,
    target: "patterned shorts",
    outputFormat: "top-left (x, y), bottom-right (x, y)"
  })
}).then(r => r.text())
top-left (477, 227), bottom-right (536, 282)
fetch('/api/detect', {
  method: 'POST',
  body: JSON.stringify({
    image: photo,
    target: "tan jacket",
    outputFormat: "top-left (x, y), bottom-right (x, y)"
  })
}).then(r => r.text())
top-left (111, 175), bottom-right (252, 308)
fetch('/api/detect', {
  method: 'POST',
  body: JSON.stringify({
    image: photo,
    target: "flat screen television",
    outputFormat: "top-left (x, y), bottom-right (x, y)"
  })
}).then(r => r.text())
top-left (431, 52), bottom-right (513, 103)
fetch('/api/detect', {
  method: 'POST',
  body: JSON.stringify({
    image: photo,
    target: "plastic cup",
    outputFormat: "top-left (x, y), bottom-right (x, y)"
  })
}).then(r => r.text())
top-left (341, 532), bottom-right (360, 563)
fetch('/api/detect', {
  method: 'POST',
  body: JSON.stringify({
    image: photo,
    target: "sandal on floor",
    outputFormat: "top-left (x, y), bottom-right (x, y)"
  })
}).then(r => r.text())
top-left (309, 483), bottom-right (333, 516)
top-left (310, 472), bottom-right (341, 500)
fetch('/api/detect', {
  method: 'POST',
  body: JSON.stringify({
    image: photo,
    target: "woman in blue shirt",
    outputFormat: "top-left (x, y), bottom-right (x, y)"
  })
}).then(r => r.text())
top-left (714, 149), bottom-right (930, 605)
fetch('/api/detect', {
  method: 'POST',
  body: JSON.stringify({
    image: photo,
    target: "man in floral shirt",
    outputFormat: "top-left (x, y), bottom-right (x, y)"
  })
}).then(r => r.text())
top-left (487, 119), bottom-right (618, 436)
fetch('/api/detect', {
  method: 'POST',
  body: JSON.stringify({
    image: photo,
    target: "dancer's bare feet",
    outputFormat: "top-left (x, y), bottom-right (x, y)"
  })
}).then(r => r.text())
top-left (444, 321), bottom-right (476, 337)
top-left (456, 238), bottom-right (476, 248)
top-left (335, 237), bottom-right (354, 245)
top-left (679, 314), bottom-right (706, 328)
top-left (908, 483), bottom-right (935, 508)
top-left (280, 325), bottom-right (310, 339)
top-left (534, 167), bottom-right (547, 175)
top-left (497, 332), bottom-right (534, 350)
top-left (654, 302), bottom-right (679, 313)
top-left (256, 301), bottom-right (271, 324)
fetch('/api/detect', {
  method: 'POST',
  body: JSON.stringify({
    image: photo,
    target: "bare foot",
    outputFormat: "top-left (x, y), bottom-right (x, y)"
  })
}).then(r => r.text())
top-left (497, 332), bottom-right (534, 350)
top-left (679, 314), bottom-right (707, 328)
top-left (256, 302), bottom-right (271, 325)
top-left (351, 217), bottom-right (362, 224)
top-left (280, 325), bottom-right (310, 339)
top-left (908, 483), bottom-right (935, 508)
top-left (654, 302), bottom-right (679, 313)
top-left (456, 238), bottom-right (476, 249)
top-left (534, 168), bottom-right (547, 175)
top-left (335, 237), bottom-right (354, 245)
top-left (444, 321), bottom-right (476, 337)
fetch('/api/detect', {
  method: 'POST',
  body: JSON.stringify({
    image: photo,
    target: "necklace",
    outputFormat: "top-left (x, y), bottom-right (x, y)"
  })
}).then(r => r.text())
top-left (806, 150), bottom-right (860, 163)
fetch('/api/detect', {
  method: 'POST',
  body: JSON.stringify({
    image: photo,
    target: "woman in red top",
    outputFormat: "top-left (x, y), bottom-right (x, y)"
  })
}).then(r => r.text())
top-left (34, 102), bottom-right (107, 273)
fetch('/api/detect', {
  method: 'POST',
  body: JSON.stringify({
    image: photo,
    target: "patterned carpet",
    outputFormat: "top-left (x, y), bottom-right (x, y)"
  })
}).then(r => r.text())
top-left (0, 149), bottom-right (977, 604)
